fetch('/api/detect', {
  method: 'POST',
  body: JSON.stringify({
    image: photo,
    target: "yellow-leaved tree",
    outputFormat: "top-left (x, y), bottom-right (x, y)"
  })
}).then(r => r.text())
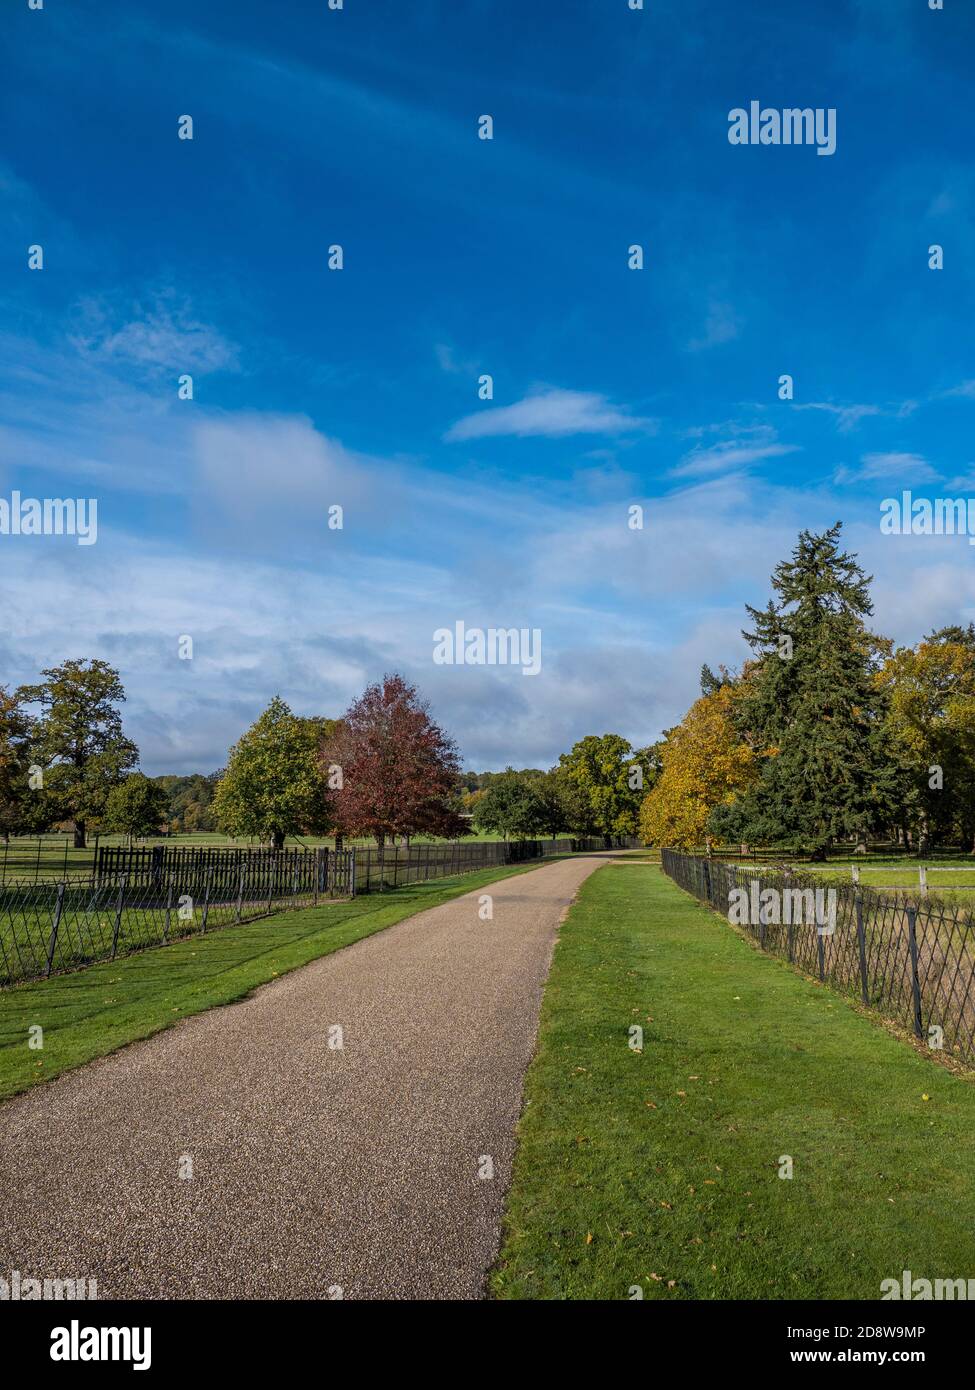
top-left (640, 681), bottom-right (757, 850)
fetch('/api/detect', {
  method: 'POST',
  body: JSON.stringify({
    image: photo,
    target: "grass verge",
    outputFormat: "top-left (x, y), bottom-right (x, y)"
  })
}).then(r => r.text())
top-left (0, 859), bottom-right (556, 1102)
top-left (492, 864), bottom-right (975, 1300)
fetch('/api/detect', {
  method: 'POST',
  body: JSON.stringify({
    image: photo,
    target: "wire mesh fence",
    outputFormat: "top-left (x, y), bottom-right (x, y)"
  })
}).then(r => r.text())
top-left (661, 848), bottom-right (975, 1062)
top-left (0, 848), bottom-right (355, 986)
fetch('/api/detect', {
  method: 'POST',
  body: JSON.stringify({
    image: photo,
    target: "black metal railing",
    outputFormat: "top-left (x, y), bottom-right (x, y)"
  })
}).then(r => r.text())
top-left (350, 835), bottom-right (638, 892)
top-left (661, 848), bottom-right (975, 1061)
top-left (0, 848), bottom-right (355, 986)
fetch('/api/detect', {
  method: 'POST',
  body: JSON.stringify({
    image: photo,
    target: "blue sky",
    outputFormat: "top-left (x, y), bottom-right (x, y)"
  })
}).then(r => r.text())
top-left (2, 0), bottom-right (974, 774)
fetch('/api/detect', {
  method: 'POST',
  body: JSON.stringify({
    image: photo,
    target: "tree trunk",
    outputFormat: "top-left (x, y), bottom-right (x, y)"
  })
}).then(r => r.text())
top-left (272, 829), bottom-right (285, 850)
top-left (334, 833), bottom-right (344, 853)
top-left (74, 821), bottom-right (87, 849)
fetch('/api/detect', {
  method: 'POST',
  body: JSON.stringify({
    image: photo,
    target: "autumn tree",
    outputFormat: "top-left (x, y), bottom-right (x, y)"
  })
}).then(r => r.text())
top-left (641, 680), bottom-right (756, 850)
top-left (17, 659), bottom-right (138, 847)
top-left (213, 697), bottom-right (333, 848)
top-left (878, 625), bottom-right (975, 849)
top-left (322, 675), bottom-right (466, 866)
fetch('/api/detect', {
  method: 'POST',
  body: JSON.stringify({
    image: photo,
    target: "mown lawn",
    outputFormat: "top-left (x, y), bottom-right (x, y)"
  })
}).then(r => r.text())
top-left (492, 864), bottom-right (975, 1300)
top-left (0, 859), bottom-right (556, 1101)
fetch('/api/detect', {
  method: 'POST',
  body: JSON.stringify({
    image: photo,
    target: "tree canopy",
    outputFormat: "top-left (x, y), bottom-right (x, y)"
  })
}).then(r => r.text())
top-left (322, 674), bottom-right (466, 846)
top-left (16, 659), bottom-right (138, 847)
top-left (212, 697), bottom-right (334, 848)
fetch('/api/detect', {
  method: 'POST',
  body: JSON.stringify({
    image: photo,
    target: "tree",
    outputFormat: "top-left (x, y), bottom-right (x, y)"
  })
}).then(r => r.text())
top-left (322, 675), bottom-right (466, 863)
top-left (558, 734), bottom-right (652, 840)
top-left (471, 769), bottom-right (546, 840)
top-left (17, 659), bottom-right (139, 847)
top-left (154, 772), bottom-right (223, 834)
top-left (641, 683), bottom-right (757, 850)
top-left (212, 697), bottom-right (333, 848)
top-left (716, 525), bottom-right (899, 858)
top-left (878, 625), bottom-right (975, 850)
top-left (103, 773), bottom-right (170, 846)
top-left (529, 768), bottom-right (572, 840)
top-left (0, 685), bottom-right (33, 841)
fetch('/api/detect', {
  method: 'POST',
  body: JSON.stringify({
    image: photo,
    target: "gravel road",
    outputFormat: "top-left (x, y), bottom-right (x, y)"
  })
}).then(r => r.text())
top-left (0, 853), bottom-right (612, 1300)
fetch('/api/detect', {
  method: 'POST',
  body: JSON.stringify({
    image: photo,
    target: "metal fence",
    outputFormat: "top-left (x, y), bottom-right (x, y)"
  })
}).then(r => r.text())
top-left (0, 848), bottom-right (355, 987)
top-left (661, 848), bottom-right (975, 1062)
top-left (1, 837), bottom-right (638, 986)
top-left (350, 835), bottom-right (638, 892)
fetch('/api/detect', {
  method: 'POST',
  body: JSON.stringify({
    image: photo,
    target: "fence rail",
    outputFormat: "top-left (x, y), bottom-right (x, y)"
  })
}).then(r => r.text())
top-left (1, 837), bottom-right (638, 986)
top-left (350, 835), bottom-right (637, 892)
top-left (0, 848), bottom-right (355, 987)
top-left (661, 848), bottom-right (975, 1062)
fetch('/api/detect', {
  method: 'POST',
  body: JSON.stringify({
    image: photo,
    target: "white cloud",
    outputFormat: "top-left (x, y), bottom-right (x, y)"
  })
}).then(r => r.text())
top-left (857, 452), bottom-right (940, 482)
top-left (444, 388), bottom-right (654, 442)
top-left (794, 401), bottom-right (882, 432)
top-left (670, 440), bottom-right (799, 479)
top-left (71, 293), bottom-right (239, 375)
top-left (686, 299), bottom-right (742, 352)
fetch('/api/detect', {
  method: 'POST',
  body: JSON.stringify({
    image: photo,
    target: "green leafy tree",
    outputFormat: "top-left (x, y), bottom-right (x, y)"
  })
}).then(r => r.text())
top-left (529, 768), bottom-right (573, 840)
top-left (0, 685), bottom-right (34, 841)
top-left (17, 659), bottom-right (138, 847)
top-left (154, 772), bottom-right (223, 834)
top-left (213, 697), bottom-right (333, 848)
top-left (713, 524), bottom-right (899, 858)
top-left (104, 773), bottom-right (170, 846)
top-left (471, 769), bottom-right (546, 840)
top-left (558, 734), bottom-right (651, 839)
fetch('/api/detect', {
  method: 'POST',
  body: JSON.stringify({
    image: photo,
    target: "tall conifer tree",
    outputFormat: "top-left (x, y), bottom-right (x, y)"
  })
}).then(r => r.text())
top-left (714, 524), bottom-right (898, 858)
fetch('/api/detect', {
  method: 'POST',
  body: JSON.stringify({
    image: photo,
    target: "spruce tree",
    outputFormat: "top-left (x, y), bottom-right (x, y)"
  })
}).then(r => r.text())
top-left (716, 524), bottom-right (898, 858)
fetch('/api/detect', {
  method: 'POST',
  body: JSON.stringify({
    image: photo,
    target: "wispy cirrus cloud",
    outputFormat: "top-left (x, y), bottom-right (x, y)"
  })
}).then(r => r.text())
top-left (444, 388), bottom-right (654, 442)
top-left (794, 401), bottom-right (883, 432)
top-left (686, 299), bottom-right (742, 352)
top-left (834, 451), bottom-right (941, 485)
top-left (70, 292), bottom-right (239, 376)
top-left (670, 439), bottom-right (799, 479)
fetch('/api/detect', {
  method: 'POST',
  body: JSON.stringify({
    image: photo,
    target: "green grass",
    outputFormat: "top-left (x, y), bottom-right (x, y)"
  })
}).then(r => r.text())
top-left (0, 858), bottom-right (557, 1101)
top-left (492, 864), bottom-right (975, 1301)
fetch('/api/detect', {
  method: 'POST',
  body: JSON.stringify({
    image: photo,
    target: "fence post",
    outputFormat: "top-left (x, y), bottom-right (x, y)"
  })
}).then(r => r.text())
top-left (906, 906), bottom-right (924, 1039)
top-left (201, 867), bottom-right (213, 934)
top-left (110, 875), bottom-right (127, 959)
top-left (45, 881), bottom-right (67, 977)
top-left (350, 850), bottom-right (357, 897)
top-left (855, 890), bottom-right (869, 1004)
top-left (236, 866), bottom-right (245, 923)
top-left (918, 865), bottom-right (928, 896)
top-left (164, 874), bottom-right (174, 944)
top-left (266, 858), bottom-right (275, 915)
top-left (817, 928), bottom-right (825, 981)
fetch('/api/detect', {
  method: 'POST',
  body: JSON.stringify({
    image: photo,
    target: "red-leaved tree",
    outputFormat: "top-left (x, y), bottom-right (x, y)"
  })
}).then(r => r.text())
top-left (322, 675), bottom-right (466, 861)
